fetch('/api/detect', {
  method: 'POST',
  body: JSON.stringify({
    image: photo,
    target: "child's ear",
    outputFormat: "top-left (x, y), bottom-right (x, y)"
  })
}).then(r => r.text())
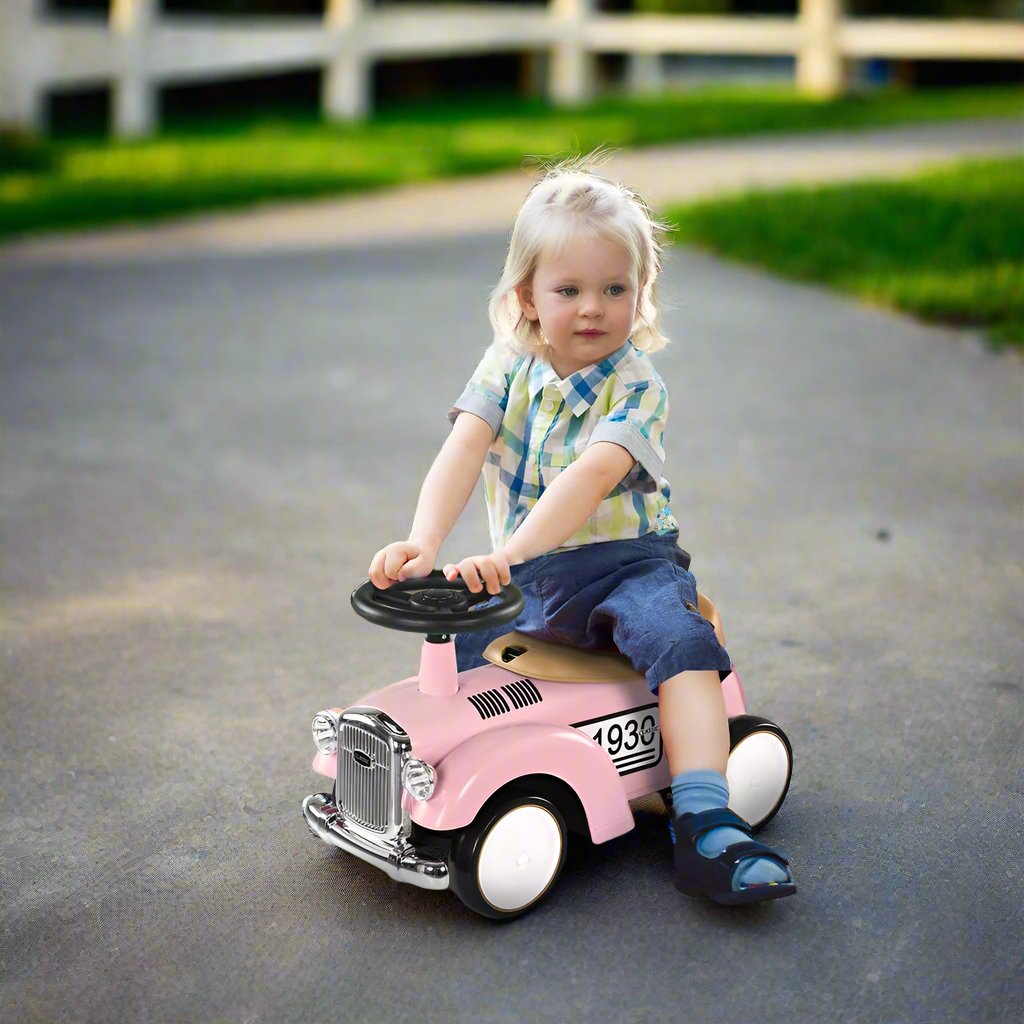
top-left (515, 282), bottom-right (538, 321)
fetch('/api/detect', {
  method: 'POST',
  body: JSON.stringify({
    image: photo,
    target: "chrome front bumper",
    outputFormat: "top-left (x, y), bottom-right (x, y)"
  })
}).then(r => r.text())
top-left (302, 792), bottom-right (449, 891)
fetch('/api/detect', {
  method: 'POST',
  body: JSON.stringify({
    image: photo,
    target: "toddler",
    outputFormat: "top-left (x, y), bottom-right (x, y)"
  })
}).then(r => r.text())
top-left (368, 151), bottom-right (795, 906)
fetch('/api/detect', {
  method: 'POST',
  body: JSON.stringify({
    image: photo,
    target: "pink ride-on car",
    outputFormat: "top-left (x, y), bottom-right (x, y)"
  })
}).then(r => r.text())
top-left (302, 561), bottom-right (793, 920)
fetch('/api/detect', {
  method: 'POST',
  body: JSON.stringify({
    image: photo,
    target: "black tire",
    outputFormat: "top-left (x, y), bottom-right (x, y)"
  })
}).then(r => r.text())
top-left (448, 792), bottom-right (569, 921)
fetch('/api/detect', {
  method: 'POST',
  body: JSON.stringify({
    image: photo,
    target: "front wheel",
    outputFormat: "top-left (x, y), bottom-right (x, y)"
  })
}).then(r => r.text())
top-left (726, 714), bottom-right (793, 831)
top-left (448, 793), bottom-right (568, 921)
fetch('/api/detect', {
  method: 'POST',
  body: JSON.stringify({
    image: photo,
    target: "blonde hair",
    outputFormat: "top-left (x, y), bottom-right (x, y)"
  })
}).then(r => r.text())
top-left (488, 147), bottom-right (673, 357)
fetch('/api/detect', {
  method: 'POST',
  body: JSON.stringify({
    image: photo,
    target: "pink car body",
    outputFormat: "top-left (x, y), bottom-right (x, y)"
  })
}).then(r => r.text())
top-left (310, 640), bottom-right (747, 843)
top-left (303, 600), bottom-right (791, 919)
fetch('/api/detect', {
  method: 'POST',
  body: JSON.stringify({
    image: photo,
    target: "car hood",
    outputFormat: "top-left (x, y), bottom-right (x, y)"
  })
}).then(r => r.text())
top-left (355, 661), bottom-right (653, 766)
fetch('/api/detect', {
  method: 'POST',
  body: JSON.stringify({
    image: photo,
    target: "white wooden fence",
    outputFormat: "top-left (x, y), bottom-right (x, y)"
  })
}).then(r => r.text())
top-left (1, 0), bottom-right (1021, 138)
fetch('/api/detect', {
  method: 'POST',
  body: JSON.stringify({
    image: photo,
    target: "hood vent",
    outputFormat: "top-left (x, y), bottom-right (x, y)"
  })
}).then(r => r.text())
top-left (468, 678), bottom-right (543, 720)
top-left (502, 678), bottom-right (542, 709)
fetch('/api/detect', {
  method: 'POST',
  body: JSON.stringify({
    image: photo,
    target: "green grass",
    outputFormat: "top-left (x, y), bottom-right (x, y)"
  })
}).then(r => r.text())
top-left (1, 84), bottom-right (1022, 240)
top-left (664, 155), bottom-right (1024, 348)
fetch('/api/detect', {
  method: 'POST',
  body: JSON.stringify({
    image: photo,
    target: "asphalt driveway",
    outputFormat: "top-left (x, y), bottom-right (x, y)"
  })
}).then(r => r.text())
top-left (1, 133), bottom-right (1022, 1023)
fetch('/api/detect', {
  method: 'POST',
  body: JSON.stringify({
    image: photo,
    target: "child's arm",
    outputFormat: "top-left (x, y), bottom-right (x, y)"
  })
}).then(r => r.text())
top-left (506, 442), bottom-right (636, 562)
top-left (368, 412), bottom-right (494, 588)
top-left (443, 442), bottom-right (636, 594)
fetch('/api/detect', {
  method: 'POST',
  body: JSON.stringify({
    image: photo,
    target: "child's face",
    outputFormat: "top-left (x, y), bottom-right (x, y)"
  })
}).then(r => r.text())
top-left (516, 234), bottom-right (639, 379)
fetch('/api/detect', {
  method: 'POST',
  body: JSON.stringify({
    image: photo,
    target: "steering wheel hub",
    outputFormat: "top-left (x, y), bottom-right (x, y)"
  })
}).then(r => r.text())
top-left (410, 589), bottom-right (468, 612)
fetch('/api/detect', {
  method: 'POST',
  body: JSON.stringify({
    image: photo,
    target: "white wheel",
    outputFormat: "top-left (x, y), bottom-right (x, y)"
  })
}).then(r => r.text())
top-left (476, 804), bottom-right (565, 913)
top-left (726, 718), bottom-right (793, 830)
top-left (449, 790), bottom-right (571, 920)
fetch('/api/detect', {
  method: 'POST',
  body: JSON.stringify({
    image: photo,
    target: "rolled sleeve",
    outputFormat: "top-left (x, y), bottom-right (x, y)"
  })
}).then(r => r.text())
top-left (587, 379), bottom-right (667, 490)
top-left (446, 343), bottom-right (515, 441)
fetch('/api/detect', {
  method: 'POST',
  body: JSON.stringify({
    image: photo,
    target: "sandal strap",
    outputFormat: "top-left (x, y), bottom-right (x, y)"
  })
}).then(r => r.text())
top-left (717, 839), bottom-right (791, 870)
top-left (675, 807), bottom-right (752, 845)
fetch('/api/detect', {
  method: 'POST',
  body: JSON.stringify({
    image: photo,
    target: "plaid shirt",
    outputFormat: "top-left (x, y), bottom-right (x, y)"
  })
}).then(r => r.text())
top-left (447, 339), bottom-right (679, 555)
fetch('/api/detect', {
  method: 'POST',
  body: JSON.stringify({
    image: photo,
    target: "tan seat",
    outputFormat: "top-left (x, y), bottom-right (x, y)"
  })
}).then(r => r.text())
top-left (482, 592), bottom-right (726, 684)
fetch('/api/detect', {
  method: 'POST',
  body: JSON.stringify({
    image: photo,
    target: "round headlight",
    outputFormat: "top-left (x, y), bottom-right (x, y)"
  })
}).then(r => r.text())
top-left (311, 712), bottom-right (338, 755)
top-left (402, 758), bottom-right (436, 801)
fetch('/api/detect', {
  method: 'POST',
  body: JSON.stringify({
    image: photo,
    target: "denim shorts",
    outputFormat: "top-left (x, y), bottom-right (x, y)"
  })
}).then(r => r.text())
top-left (454, 531), bottom-right (732, 695)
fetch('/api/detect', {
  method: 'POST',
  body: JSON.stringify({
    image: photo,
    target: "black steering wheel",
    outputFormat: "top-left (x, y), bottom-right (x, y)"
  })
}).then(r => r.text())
top-left (351, 570), bottom-right (524, 635)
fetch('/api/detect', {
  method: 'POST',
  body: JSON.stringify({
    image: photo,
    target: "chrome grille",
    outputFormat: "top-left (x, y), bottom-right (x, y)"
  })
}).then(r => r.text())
top-left (336, 709), bottom-right (410, 840)
top-left (339, 723), bottom-right (391, 832)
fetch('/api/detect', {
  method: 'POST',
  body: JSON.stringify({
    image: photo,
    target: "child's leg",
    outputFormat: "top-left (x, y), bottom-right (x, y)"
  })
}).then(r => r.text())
top-left (659, 670), bottom-right (793, 894)
top-left (659, 670), bottom-right (729, 776)
top-left (540, 542), bottom-right (795, 902)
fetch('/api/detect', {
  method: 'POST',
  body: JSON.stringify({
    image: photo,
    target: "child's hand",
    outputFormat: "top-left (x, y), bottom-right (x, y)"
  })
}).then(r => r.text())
top-left (368, 541), bottom-right (437, 589)
top-left (442, 550), bottom-right (515, 596)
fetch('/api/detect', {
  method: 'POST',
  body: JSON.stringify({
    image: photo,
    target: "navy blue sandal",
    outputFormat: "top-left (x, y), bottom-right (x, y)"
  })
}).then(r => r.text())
top-left (671, 807), bottom-right (796, 906)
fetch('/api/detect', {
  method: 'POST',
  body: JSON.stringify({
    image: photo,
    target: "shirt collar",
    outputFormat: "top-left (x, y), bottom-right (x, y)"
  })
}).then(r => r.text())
top-left (527, 340), bottom-right (633, 417)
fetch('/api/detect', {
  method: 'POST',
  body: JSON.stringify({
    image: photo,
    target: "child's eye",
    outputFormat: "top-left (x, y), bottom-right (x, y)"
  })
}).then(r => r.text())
top-left (557, 285), bottom-right (628, 297)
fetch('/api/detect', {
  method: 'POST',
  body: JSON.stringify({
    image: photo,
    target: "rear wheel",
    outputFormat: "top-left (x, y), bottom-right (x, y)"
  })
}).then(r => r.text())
top-left (725, 715), bottom-right (793, 831)
top-left (448, 792), bottom-right (568, 921)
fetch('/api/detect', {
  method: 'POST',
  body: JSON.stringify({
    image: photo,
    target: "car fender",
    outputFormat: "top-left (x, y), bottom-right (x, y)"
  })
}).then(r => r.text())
top-left (409, 723), bottom-right (635, 843)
